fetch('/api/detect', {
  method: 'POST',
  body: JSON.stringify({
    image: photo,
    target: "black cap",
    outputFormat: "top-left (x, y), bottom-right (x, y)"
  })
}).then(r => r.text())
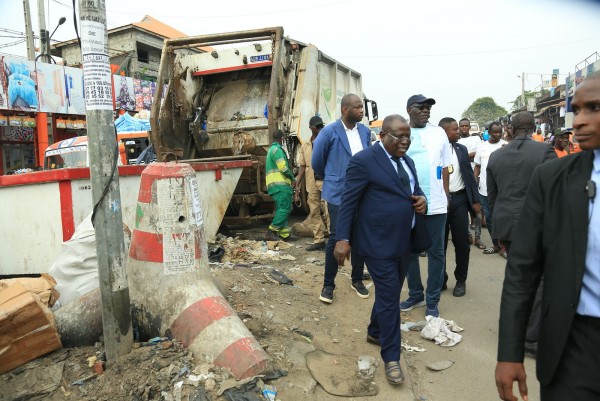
top-left (407, 94), bottom-right (436, 109)
top-left (309, 115), bottom-right (324, 127)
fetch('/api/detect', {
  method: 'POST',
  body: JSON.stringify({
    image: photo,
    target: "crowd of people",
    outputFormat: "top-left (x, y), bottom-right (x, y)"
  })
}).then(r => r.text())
top-left (263, 72), bottom-right (600, 396)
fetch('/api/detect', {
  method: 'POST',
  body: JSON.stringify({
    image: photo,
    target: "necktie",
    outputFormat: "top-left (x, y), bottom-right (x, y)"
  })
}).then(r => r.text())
top-left (391, 156), bottom-right (412, 195)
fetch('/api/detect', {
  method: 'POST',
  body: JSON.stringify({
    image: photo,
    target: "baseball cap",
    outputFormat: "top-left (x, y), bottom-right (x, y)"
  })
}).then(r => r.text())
top-left (407, 94), bottom-right (436, 109)
top-left (309, 115), bottom-right (324, 127)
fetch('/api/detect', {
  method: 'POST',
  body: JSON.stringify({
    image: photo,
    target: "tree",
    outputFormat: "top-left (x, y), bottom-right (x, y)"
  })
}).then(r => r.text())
top-left (510, 89), bottom-right (548, 111)
top-left (462, 97), bottom-right (508, 126)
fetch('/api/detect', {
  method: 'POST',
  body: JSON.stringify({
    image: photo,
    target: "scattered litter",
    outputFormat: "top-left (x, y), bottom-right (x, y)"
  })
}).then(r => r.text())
top-left (219, 377), bottom-right (262, 401)
top-left (268, 269), bottom-right (293, 285)
top-left (86, 355), bottom-right (97, 367)
top-left (208, 246), bottom-right (225, 263)
top-left (408, 320), bottom-right (428, 331)
top-left (357, 355), bottom-right (378, 379)
top-left (420, 316), bottom-right (464, 347)
top-left (70, 373), bottom-right (98, 386)
top-left (292, 327), bottom-right (313, 340)
top-left (262, 369), bottom-right (288, 381)
top-left (261, 384), bottom-right (277, 401)
top-left (401, 342), bottom-right (426, 352)
top-left (279, 254), bottom-right (296, 261)
top-left (426, 360), bottom-right (454, 371)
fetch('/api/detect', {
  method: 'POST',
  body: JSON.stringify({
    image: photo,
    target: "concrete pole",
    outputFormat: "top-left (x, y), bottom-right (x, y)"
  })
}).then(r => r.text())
top-left (22, 0), bottom-right (35, 61)
top-left (37, 0), bottom-right (49, 63)
top-left (78, 0), bottom-right (133, 361)
top-left (521, 73), bottom-right (526, 110)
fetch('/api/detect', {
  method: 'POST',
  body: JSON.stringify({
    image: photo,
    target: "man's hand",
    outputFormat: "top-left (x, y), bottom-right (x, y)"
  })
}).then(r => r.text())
top-left (495, 362), bottom-right (528, 401)
top-left (472, 203), bottom-right (481, 215)
top-left (334, 241), bottom-right (351, 266)
top-left (411, 195), bottom-right (427, 214)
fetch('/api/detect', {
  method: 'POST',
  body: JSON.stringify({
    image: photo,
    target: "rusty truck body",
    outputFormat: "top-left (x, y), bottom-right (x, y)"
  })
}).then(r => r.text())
top-left (150, 27), bottom-right (377, 223)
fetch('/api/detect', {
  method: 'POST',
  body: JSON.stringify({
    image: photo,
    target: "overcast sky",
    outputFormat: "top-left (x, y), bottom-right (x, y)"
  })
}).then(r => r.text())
top-left (2, 0), bottom-right (599, 125)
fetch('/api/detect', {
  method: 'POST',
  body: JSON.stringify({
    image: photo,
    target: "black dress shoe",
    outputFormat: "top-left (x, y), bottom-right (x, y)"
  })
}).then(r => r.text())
top-left (306, 242), bottom-right (325, 251)
top-left (453, 281), bottom-right (466, 297)
top-left (366, 334), bottom-right (380, 346)
top-left (441, 282), bottom-right (448, 291)
top-left (384, 361), bottom-right (404, 385)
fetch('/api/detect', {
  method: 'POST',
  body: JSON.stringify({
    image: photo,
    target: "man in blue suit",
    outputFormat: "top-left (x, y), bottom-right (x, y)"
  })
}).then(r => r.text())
top-left (334, 114), bottom-right (427, 385)
top-left (312, 93), bottom-right (371, 304)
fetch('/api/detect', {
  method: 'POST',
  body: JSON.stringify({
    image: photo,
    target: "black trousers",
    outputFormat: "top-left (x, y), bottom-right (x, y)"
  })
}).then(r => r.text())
top-left (443, 191), bottom-right (470, 284)
top-left (541, 315), bottom-right (600, 400)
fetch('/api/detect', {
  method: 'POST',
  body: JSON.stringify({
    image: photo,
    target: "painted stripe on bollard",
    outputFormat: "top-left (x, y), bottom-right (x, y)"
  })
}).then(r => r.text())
top-left (170, 296), bottom-right (234, 346)
top-left (214, 337), bottom-right (271, 379)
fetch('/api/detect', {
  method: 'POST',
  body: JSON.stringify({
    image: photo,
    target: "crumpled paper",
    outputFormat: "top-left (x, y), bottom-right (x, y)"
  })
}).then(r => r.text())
top-left (420, 316), bottom-right (464, 347)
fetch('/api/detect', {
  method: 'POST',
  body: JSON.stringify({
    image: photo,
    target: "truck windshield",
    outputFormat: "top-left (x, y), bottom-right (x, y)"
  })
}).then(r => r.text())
top-left (45, 145), bottom-right (87, 169)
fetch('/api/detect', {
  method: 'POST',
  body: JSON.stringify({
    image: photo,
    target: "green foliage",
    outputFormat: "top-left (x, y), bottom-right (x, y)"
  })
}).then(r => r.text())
top-left (510, 90), bottom-right (548, 111)
top-left (462, 97), bottom-right (508, 126)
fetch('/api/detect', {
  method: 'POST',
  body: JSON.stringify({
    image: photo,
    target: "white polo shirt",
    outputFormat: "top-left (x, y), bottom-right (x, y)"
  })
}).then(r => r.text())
top-left (406, 123), bottom-right (452, 215)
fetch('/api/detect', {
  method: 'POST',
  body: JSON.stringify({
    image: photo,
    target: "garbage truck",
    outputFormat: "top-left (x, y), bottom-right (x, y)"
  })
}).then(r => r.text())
top-left (150, 26), bottom-right (377, 222)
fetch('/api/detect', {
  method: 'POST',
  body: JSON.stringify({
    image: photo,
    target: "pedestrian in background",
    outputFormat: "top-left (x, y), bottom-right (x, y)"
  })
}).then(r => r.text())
top-left (296, 115), bottom-right (329, 251)
top-left (495, 71), bottom-right (600, 401)
top-left (399, 94), bottom-right (452, 318)
top-left (439, 117), bottom-right (480, 297)
top-left (473, 121), bottom-right (505, 257)
top-left (265, 129), bottom-right (295, 240)
top-left (312, 93), bottom-right (371, 304)
top-left (458, 117), bottom-right (484, 250)
top-left (334, 114), bottom-right (427, 385)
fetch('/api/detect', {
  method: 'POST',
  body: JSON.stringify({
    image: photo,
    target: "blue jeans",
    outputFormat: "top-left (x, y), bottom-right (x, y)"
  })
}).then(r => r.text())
top-left (406, 213), bottom-right (447, 306)
top-left (479, 195), bottom-right (499, 247)
top-left (324, 203), bottom-right (365, 288)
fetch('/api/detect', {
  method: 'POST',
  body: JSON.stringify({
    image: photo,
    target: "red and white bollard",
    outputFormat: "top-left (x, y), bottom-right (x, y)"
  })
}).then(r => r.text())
top-left (127, 163), bottom-right (270, 379)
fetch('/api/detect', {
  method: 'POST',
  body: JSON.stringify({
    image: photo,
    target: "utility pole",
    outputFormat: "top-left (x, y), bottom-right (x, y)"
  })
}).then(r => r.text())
top-left (78, 0), bottom-right (133, 361)
top-left (22, 0), bottom-right (35, 61)
top-left (37, 0), bottom-right (49, 63)
top-left (521, 72), bottom-right (526, 110)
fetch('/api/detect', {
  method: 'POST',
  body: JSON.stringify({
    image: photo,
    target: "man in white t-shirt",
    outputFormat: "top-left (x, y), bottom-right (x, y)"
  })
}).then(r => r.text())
top-left (474, 121), bottom-right (506, 255)
top-left (399, 94), bottom-right (452, 318)
top-left (458, 118), bottom-right (484, 250)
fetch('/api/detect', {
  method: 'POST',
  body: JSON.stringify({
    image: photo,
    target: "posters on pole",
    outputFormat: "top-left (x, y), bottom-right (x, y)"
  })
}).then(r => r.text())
top-left (36, 62), bottom-right (68, 113)
top-left (114, 75), bottom-right (136, 111)
top-left (133, 78), bottom-right (143, 110)
top-left (80, 20), bottom-right (113, 111)
top-left (64, 66), bottom-right (86, 115)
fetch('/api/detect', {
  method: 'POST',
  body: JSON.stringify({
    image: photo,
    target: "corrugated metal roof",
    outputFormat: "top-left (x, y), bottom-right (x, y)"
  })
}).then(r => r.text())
top-left (132, 15), bottom-right (186, 39)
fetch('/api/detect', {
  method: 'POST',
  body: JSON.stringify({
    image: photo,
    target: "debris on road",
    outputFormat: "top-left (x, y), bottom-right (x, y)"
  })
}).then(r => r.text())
top-left (420, 316), bottom-right (464, 347)
top-left (426, 360), bottom-right (455, 371)
top-left (305, 349), bottom-right (379, 397)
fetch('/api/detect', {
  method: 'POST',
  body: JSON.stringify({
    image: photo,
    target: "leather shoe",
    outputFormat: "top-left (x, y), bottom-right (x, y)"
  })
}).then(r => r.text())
top-left (384, 361), bottom-right (404, 385)
top-left (306, 242), bottom-right (325, 251)
top-left (453, 281), bottom-right (466, 297)
top-left (366, 334), bottom-right (380, 346)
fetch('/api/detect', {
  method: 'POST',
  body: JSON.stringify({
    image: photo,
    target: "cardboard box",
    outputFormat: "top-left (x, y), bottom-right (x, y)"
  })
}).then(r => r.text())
top-left (0, 283), bottom-right (62, 374)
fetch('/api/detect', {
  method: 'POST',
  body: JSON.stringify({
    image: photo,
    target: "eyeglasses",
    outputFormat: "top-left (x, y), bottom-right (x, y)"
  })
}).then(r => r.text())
top-left (383, 131), bottom-right (412, 143)
top-left (315, 124), bottom-right (324, 129)
top-left (411, 104), bottom-right (432, 111)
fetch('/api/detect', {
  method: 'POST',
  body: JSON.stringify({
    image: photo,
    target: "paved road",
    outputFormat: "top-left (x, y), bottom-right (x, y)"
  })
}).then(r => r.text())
top-left (402, 229), bottom-right (540, 401)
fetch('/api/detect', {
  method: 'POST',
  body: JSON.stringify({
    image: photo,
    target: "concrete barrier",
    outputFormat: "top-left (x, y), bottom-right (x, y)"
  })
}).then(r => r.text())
top-left (126, 162), bottom-right (270, 379)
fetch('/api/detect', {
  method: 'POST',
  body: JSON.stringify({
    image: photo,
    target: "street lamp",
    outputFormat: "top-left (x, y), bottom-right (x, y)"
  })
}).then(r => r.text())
top-left (37, 16), bottom-right (66, 63)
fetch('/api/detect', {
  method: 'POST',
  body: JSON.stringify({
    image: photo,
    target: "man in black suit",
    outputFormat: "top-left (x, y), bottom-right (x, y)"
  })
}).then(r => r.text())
top-left (439, 118), bottom-right (480, 297)
top-left (495, 72), bottom-right (600, 400)
top-left (334, 114), bottom-right (427, 385)
top-left (487, 113), bottom-right (557, 253)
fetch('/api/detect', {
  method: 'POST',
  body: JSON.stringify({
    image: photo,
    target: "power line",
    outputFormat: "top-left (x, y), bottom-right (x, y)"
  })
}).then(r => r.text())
top-left (104, 0), bottom-right (353, 19)
top-left (0, 39), bottom-right (26, 49)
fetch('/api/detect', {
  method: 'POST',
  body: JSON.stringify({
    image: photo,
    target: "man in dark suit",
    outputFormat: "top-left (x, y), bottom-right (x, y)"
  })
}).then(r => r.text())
top-left (487, 113), bottom-right (557, 253)
top-left (438, 117), bottom-right (481, 297)
top-left (488, 113), bottom-right (556, 356)
top-left (495, 72), bottom-right (600, 400)
top-left (334, 114), bottom-right (427, 385)
top-left (312, 93), bottom-right (371, 304)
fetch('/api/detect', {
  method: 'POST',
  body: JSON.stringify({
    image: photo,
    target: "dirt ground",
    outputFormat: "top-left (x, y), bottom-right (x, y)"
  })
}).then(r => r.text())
top-left (1, 217), bottom-right (532, 401)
